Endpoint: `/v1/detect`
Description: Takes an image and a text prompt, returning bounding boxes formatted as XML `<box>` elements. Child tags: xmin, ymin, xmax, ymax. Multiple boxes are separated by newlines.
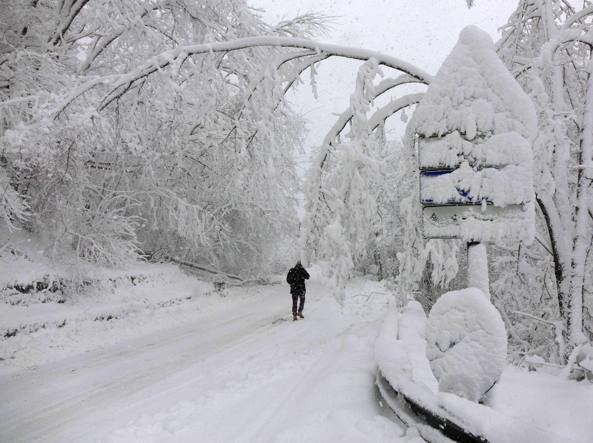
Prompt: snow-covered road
<box><xmin>1</xmin><ymin>280</ymin><xmax>413</xmax><ymax>442</ymax></box>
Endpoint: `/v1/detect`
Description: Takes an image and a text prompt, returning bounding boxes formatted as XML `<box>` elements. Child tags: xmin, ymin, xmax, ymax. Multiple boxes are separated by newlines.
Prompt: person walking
<box><xmin>286</xmin><ymin>261</ymin><xmax>310</xmax><ymax>321</ymax></box>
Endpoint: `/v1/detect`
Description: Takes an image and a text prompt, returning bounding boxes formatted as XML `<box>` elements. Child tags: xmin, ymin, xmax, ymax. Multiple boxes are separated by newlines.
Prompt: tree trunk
<box><xmin>537</xmin><ymin>196</ymin><xmax>570</xmax><ymax>356</ymax></box>
<box><xmin>568</xmin><ymin>58</ymin><xmax>593</xmax><ymax>347</ymax></box>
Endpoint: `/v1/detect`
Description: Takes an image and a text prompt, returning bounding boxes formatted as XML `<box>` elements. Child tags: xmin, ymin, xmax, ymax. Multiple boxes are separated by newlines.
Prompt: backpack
<box><xmin>286</xmin><ymin>268</ymin><xmax>296</xmax><ymax>285</ymax></box>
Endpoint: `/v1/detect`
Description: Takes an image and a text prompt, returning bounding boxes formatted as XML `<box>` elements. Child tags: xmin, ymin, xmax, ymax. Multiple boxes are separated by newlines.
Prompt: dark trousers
<box><xmin>292</xmin><ymin>291</ymin><xmax>305</xmax><ymax>315</ymax></box>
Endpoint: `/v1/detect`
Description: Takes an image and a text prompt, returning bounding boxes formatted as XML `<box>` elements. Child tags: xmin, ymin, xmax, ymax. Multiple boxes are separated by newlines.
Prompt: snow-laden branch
<box><xmin>196</xmin><ymin>51</ymin><xmax>326</xmax><ymax>140</ymax></box>
<box><xmin>562</xmin><ymin>5</ymin><xmax>593</xmax><ymax>29</ymax></box>
<box><xmin>567</xmin><ymin>57</ymin><xmax>593</xmax><ymax>345</ymax></box>
<box><xmin>541</xmin><ymin>28</ymin><xmax>593</xmax><ymax>64</ymax></box>
<box><xmin>317</xmin><ymin>74</ymin><xmax>425</xmax><ymax>171</ymax></box>
<box><xmin>536</xmin><ymin>194</ymin><xmax>571</xmax><ymax>321</ymax></box>
<box><xmin>53</xmin><ymin>36</ymin><xmax>433</xmax><ymax>116</ymax></box>
<box><xmin>50</xmin><ymin>0</ymin><xmax>91</xmax><ymax>45</ymax></box>
<box><xmin>368</xmin><ymin>93</ymin><xmax>424</xmax><ymax>132</ymax></box>
<box><xmin>304</xmin><ymin>72</ymin><xmax>425</xmax><ymax>257</ymax></box>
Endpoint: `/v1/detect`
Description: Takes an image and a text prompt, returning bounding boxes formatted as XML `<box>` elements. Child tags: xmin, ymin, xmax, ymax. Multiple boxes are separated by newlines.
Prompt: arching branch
<box><xmin>80</xmin><ymin>7</ymin><xmax>159</xmax><ymax>72</ymax></box>
<box><xmin>191</xmin><ymin>51</ymin><xmax>330</xmax><ymax>156</ymax></box>
<box><xmin>240</xmin><ymin>52</ymin><xmax>331</xmax><ymax>155</ymax></box>
<box><xmin>368</xmin><ymin>93</ymin><xmax>424</xmax><ymax>132</ymax></box>
<box><xmin>318</xmin><ymin>75</ymin><xmax>425</xmax><ymax>171</ymax></box>
<box><xmin>562</xmin><ymin>6</ymin><xmax>593</xmax><ymax>29</ymax></box>
<box><xmin>190</xmin><ymin>50</ymin><xmax>323</xmax><ymax>138</ymax></box>
<box><xmin>53</xmin><ymin>36</ymin><xmax>433</xmax><ymax>116</ymax></box>
<box><xmin>49</xmin><ymin>0</ymin><xmax>91</xmax><ymax>45</ymax></box>
<box><xmin>541</xmin><ymin>30</ymin><xmax>593</xmax><ymax>64</ymax></box>
<box><xmin>305</xmin><ymin>86</ymin><xmax>425</xmax><ymax>247</ymax></box>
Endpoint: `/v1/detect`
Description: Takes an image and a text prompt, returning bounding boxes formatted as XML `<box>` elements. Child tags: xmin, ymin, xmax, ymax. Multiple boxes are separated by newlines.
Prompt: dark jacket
<box><xmin>286</xmin><ymin>263</ymin><xmax>310</xmax><ymax>296</ymax></box>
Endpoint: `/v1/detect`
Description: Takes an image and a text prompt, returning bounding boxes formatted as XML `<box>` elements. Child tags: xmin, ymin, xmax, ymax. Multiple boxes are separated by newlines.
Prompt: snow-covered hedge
<box><xmin>426</xmin><ymin>287</ymin><xmax>507</xmax><ymax>402</ymax></box>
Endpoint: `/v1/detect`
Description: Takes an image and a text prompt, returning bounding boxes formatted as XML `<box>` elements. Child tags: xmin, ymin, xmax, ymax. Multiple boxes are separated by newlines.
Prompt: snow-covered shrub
<box><xmin>426</xmin><ymin>288</ymin><xmax>507</xmax><ymax>402</ymax></box>
<box><xmin>490</xmin><ymin>237</ymin><xmax>562</xmax><ymax>364</ymax></box>
<box><xmin>0</xmin><ymin>1</ymin><xmax>315</xmax><ymax>276</ymax></box>
<box><xmin>319</xmin><ymin>220</ymin><xmax>354</xmax><ymax>302</ymax></box>
<box><xmin>69</xmin><ymin>198</ymin><xmax>142</xmax><ymax>267</ymax></box>
<box><xmin>566</xmin><ymin>344</ymin><xmax>593</xmax><ymax>382</ymax></box>
<box><xmin>303</xmin><ymin>58</ymin><xmax>385</xmax><ymax>282</ymax></box>
<box><xmin>0</xmin><ymin>167</ymin><xmax>28</xmax><ymax>231</ymax></box>
<box><xmin>302</xmin><ymin>54</ymin><xmax>427</xmax><ymax>287</ymax></box>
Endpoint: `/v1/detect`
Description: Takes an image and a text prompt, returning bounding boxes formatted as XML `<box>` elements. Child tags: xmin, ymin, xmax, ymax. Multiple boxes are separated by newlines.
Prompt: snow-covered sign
<box><xmin>414</xmin><ymin>26</ymin><xmax>537</xmax><ymax>243</ymax></box>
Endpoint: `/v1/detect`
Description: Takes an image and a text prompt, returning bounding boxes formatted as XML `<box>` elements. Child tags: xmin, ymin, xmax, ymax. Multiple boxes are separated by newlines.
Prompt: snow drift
<box><xmin>425</xmin><ymin>288</ymin><xmax>507</xmax><ymax>402</ymax></box>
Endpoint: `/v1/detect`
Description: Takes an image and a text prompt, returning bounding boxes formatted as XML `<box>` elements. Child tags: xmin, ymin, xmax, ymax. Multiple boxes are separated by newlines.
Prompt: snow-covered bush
<box><xmin>566</xmin><ymin>343</ymin><xmax>593</xmax><ymax>382</ymax></box>
<box><xmin>318</xmin><ymin>220</ymin><xmax>354</xmax><ymax>301</ymax></box>
<box><xmin>426</xmin><ymin>288</ymin><xmax>507</xmax><ymax>402</ymax></box>
<box><xmin>302</xmin><ymin>49</ymin><xmax>429</xmax><ymax>285</ymax></box>
<box><xmin>0</xmin><ymin>1</ymin><xmax>318</xmax><ymax>276</ymax></box>
<box><xmin>0</xmin><ymin>167</ymin><xmax>28</xmax><ymax>231</ymax></box>
<box><xmin>489</xmin><ymin>236</ymin><xmax>562</xmax><ymax>365</ymax></box>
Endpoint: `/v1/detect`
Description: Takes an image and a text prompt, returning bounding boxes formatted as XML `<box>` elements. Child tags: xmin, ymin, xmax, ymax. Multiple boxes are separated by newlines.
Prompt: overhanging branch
<box><xmin>53</xmin><ymin>36</ymin><xmax>433</xmax><ymax>116</ymax></box>
<box><xmin>318</xmin><ymin>75</ymin><xmax>425</xmax><ymax>171</ymax></box>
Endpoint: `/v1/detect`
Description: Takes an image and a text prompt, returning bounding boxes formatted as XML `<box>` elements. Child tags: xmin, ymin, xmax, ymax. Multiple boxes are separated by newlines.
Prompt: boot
<box><xmin>298</xmin><ymin>312</ymin><xmax>304</xmax><ymax>319</ymax></box>
<box><xmin>293</xmin><ymin>314</ymin><xmax>298</xmax><ymax>321</ymax></box>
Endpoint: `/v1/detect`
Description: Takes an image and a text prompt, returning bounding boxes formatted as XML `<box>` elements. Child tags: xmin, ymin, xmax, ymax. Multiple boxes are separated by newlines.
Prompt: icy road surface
<box><xmin>0</xmin><ymin>279</ymin><xmax>415</xmax><ymax>443</ymax></box>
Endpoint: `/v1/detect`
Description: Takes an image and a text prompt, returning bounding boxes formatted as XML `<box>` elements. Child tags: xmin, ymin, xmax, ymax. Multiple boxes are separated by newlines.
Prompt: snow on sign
<box><xmin>414</xmin><ymin>26</ymin><xmax>537</xmax><ymax>243</ymax></box>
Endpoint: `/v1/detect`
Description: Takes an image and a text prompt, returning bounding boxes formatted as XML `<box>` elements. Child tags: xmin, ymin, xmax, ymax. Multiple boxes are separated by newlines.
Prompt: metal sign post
<box><xmin>467</xmin><ymin>241</ymin><xmax>489</xmax><ymax>296</ymax></box>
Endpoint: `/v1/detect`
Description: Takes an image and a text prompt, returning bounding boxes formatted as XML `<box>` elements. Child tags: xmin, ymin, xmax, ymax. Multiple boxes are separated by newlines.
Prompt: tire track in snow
<box><xmin>239</xmin><ymin>329</ymin><xmax>353</xmax><ymax>443</ymax></box>
<box><xmin>1</xmin><ymin>282</ymin><xmax>398</xmax><ymax>442</ymax></box>
<box><xmin>100</xmin><ymin>296</ymin><xmax>352</xmax><ymax>442</ymax></box>
<box><xmin>0</xmin><ymin>290</ymin><xmax>293</xmax><ymax>442</ymax></box>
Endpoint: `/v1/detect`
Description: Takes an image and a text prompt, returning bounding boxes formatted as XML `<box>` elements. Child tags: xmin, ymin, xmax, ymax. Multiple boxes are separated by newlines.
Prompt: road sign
<box><xmin>421</xmin><ymin>204</ymin><xmax>527</xmax><ymax>241</ymax></box>
<box><xmin>411</xmin><ymin>26</ymin><xmax>536</xmax><ymax>244</ymax></box>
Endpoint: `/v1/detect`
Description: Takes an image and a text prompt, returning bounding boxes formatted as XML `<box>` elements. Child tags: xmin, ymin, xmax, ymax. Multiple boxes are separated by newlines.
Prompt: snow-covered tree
<box><xmin>494</xmin><ymin>0</ymin><xmax>593</xmax><ymax>358</ymax></box>
<box><xmin>3</xmin><ymin>0</ymin><xmax>589</xmax><ymax>366</ymax></box>
<box><xmin>1</xmin><ymin>0</ymin><xmax>436</xmax><ymax>280</ymax></box>
<box><xmin>0</xmin><ymin>1</ymin><xmax>323</xmax><ymax>274</ymax></box>
<box><xmin>302</xmin><ymin>65</ymin><xmax>427</xmax><ymax>277</ymax></box>
<box><xmin>1</xmin><ymin>0</ymin><xmax>439</xmax><ymax>278</ymax></box>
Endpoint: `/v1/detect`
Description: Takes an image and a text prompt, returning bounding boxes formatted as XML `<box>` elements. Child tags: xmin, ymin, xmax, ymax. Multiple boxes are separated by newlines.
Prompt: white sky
<box><xmin>248</xmin><ymin>0</ymin><xmax>519</xmax><ymax>150</ymax></box>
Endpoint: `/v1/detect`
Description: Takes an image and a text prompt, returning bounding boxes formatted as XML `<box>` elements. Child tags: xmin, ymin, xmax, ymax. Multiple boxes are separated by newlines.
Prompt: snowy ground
<box><xmin>0</xmin><ymin>270</ymin><xmax>419</xmax><ymax>443</ymax></box>
<box><xmin>376</xmin><ymin>300</ymin><xmax>593</xmax><ymax>443</ymax></box>
<box><xmin>2</xmin><ymin>265</ymin><xmax>592</xmax><ymax>443</ymax></box>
